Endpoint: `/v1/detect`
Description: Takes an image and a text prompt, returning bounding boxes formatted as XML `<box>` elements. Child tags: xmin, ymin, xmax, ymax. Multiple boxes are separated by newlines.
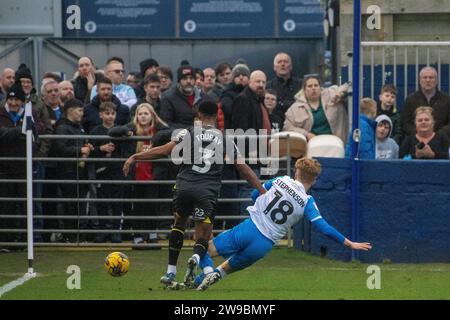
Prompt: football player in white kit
<box><xmin>195</xmin><ymin>157</ymin><xmax>372</xmax><ymax>291</ymax></box>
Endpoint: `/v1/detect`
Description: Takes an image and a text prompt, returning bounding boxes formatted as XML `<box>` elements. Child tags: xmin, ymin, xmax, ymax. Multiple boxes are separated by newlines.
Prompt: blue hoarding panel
<box><xmin>62</xmin><ymin>0</ymin><xmax>175</xmax><ymax>38</ymax></box>
<box><xmin>179</xmin><ymin>0</ymin><xmax>275</xmax><ymax>38</ymax></box>
<box><xmin>279</xmin><ymin>0</ymin><xmax>324</xmax><ymax>38</ymax></box>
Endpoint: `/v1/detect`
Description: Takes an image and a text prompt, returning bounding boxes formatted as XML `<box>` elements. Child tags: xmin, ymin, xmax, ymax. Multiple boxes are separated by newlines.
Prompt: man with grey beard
<box><xmin>160</xmin><ymin>64</ymin><xmax>211</xmax><ymax>129</ymax></box>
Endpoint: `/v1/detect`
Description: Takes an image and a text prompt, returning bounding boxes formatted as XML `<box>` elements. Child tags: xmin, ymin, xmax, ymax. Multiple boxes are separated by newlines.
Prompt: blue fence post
<box><xmin>351</xmin><ymin>0</ymin><xmax>362</xmax><ymax>261</ymax></box>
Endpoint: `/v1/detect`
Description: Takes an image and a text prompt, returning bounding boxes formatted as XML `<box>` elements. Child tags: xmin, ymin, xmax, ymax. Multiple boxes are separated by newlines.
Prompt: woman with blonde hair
<box><xmin>109</xmin><ymin>103</ymin><xmax>172</xmax><ymax>247</ymax></box>
<box><xmin>283</xmin><ymin>75</ymin><xmax>349</xmax><ymax>143</ymax></box>
<box><xmin>399</xmin><ymin>106</ymin><xmax>449</xmax><ymax>159</ymax></box>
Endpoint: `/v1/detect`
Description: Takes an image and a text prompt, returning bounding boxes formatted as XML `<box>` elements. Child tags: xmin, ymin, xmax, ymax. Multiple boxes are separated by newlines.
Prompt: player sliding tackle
<box><xmin>192</xmin><ymin>158</ymin><xmax>372</xmax><ymax>291</ymax></box>
<box><xmin>123</xmin><ymin>101</ymin><xmax>265</xmax><ymax>289</ymax></box>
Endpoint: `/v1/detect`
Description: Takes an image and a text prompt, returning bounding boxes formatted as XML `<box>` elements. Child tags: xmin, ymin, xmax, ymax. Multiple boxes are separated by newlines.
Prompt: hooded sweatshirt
<box><xmin>375</xmin><ymin>114</ymin><xmax>399</xmax><ymax>159</ymax></box>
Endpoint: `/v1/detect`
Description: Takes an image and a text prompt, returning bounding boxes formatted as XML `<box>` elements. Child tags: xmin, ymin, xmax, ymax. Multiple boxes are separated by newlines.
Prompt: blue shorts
<box><xmin>213</xmin><ymin>218</ymin><xmax>274</xmax><ymax>271</ymax></box>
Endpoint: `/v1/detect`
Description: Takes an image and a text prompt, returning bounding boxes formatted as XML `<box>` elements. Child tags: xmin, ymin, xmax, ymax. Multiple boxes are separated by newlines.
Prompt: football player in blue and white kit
<box><xmin>123</xmin><ymin>101</ymin><xmax>265</xmax><ymax>289</ymax></box>
<box><xmin>195</xmin><ymin>157</ymin><xmax>372</xmax><ymax>291</ymax></box>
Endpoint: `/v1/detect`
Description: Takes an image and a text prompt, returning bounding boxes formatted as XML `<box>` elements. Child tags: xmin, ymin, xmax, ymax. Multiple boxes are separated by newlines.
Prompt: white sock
<box><xmin>216</xmin><ymin>266</ymin><xmax>227</xmax><ymax>278</ymax></box>
<box><xmin>192</xmin><ymin>254</ymin><xmax>200</xmax><ymax>265</ymax></box>
<box><xmin>167</xmin><ymin>265</ymin><xmax>176</xmax><ymax>275</ymax></box>
<box><xmin>203</xmin><ymin>266</ymin><xmax>214</xmax><ymax>274</ymax></box>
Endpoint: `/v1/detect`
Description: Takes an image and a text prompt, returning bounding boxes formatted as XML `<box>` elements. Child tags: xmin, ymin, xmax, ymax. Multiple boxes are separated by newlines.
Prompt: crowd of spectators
<box><xmin>1</xmin><ymin>53</ymin><xmax>449</xmax><ymax>247</ymax></box>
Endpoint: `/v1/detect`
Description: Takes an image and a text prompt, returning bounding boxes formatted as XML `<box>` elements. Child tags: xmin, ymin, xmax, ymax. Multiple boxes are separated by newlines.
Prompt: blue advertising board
<box><xmin>179</xmin><ymin>0</ymin><xmax>275</xmax><ymax>38</ymax></box>
<box><xmin>62</xmin><ymin>0</ymin><xmax>324</xmax><ymax>39</ymax></box>
<box><xmin>278</xmin><ymin>0</ymin><xmax>324</xmax><ymax>38</ymax></box>
<box><xmin>62</xmin><ymin>0</ymin><xmax>176</xmax><ymax>38</ymax></box>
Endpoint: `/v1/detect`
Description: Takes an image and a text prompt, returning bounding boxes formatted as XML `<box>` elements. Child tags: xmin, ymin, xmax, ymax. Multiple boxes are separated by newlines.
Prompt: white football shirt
<box><xmin>248</xmin><ymin>176</ymin><xmax>322</xmax><ymax>243</ymax></box>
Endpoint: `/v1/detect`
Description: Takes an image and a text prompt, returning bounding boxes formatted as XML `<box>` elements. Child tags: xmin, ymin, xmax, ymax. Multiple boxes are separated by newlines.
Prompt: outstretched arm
<box><xmin>234</xmin><ymin>162</ymin><xmax>266</xmax><ymax>195</ymax></box>
<box><xmin>251</xmin><ymin>178</ymin><xmax>275</xmax><ymax>202</ymax></box>
<box><xmin>123</xmin><ymin>141</ymin><xmax>176</xmax><ymax>177</ymax></box>
<box><xmin>311</xmin><ymin>218</ymin><xmax>372</xmax><ymax>251</ymax></box>
<box><xmin>305</xmin><ymin>197</ymin><xmax>372</xmax><ymax>251</ymax></box>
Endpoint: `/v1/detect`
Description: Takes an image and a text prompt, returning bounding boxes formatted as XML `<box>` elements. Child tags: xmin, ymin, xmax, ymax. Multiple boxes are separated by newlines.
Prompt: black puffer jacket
<box><xmin>160</xmin><ymin>87</ymin><xmax>211</xmax><ymax>129</ymax></box>
<box><xmin>267</xmin><ymin>76</ymin><xmax>302</xmax><ymax>115</ymax></box>
<box><xmin>220</xmin><ymin>82</ymin><xmax>246</xmax><ymax>129</ymax></box>
<box><xmin>83</xmin><ymin>95</ymin><xmax>130</xmax><ymax>134</ymax></box>
<box><xmin>231</xmin><ymin>86</ymin><xmax>265</xmax><ymax>132</ymax></box>
<box><xmin>50</xmin><ymin>118</ymin><xmax>87</xmax><ymax>176</ymax></box>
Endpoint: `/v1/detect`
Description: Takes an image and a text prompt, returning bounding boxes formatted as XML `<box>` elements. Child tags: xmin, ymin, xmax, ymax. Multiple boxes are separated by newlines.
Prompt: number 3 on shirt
<box><xmin>263</xmin><ymin>190</ymin><xmax>294</xmax><ymax>224</ymax></box>
<box><xmin>192</xmin><ymin>147</ymin><xmax>214</xmax><ymax>173</ymax></box>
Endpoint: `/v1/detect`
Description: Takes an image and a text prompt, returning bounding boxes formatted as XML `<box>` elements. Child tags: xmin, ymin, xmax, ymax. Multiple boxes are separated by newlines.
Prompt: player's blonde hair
<box><xmin>295</xmin><ymin>158</ymin><xmax>322</xmax><ymax>184</ymax></box>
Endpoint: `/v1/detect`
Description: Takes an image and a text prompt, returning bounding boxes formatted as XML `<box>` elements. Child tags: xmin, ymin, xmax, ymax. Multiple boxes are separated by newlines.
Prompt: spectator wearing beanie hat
<box><xmin>13</xmin><ymin>65</ymin><xmax>52</xmax><ymax>242</ymax></box>
<box><xmin>160</xmin><ymin>62</ymin><xmax>212</xmax><ymax>129</ymax></box>
<box><xmin>231</xmin><ymin>61</ymin><xmax>251</xmax><ymax>80</ymax></box>
<box><xmin>220</xmin><ymin>61</ymin><xmax>251</xmax><ymax>129</ymax></box>
<box><xmin>6</xmin><ymin>82</ymin><xmax>26</xmax><ymax>105</ymax></box>
<box><xmin>132</xmin><ymin>58</ymin><xmax>160</xmax><ymax>99</ymax></box>
<box><xmin>0</xmin><ymin>83</ymin><xmax>44</xmax><ymax>179</ymax></box>
<box><xmin>140</xmin><ymin>58</ymin><xmax>159</xmax><ymax>79</ymax></box>
<box><xmin>0</xmin><ymin>83</ymin><xmax>44</xmax><ymax>248</ymax></box>
<box><xmin>3</xmin><ymin>65</ymin><xmax>53</xmax><ymax>158</ymax></box>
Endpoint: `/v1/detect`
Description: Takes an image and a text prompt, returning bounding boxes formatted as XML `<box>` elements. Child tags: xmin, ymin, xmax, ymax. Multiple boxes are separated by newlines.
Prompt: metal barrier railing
<box><xmin>361</xmin><ymin>41</ymin><xmax>450</xmax><ymax>102</ymax></box>
<box><xmin>0</xmin><ymin>133</ymin><xmax>296</xmax><ymax>248</ymax></box>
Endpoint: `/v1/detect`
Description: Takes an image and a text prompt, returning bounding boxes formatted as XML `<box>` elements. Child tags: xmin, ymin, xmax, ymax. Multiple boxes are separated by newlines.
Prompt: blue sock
<box><xmin>200</xmin><ymin>252</ymin><xmax>214</xmax><ymax>273</ymax></box>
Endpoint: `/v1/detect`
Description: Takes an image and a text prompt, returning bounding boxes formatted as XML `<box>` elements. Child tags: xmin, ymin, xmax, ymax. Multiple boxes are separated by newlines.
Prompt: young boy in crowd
<box><xmin>377</xmin><ymin>84</ymin><xmax>401</xmax><ymax>144</ymax></box>
<box><xmin>345</xmin><ymin>98</ymin><xmax>377</xmax><ymax>159</ymax></box>
<box><xmin>90</xmin><ymin>102</ymin><xmax>127</xmax><ymax>243</ymax></box>
<box><xmin>375</xmin><ymin>115</ymin><xmax>399</xmax><ymax>159</ymax></box>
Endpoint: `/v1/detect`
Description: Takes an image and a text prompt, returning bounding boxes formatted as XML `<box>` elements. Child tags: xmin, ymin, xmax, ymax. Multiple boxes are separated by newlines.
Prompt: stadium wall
<box><xmin>293</xmin><ymin>158</ymin><xmax>450</xmax><ymax>263</ymax></box>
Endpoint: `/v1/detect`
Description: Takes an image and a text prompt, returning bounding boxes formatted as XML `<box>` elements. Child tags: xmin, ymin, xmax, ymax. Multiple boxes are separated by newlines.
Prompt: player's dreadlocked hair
<box><xmin>295</xmin><ymin>158</ymin><xmax>322</xmax><ymax>184</ymax></box>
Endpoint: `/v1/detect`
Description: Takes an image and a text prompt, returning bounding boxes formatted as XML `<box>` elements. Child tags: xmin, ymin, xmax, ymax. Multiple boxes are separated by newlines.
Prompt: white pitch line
<box><xmin>0</xmin><ymin>272</ymin><xmax>37</xmax><ymax>298</ymax></box>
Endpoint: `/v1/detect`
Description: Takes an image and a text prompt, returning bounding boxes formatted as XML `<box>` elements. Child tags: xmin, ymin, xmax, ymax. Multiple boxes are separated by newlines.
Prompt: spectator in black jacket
<box><xmin>134</xmin><ymin>58</ymin><xmax>160</xmax><ymax>99</ymax></box>
<box><xmin>231</xmin><ymin>70</ymin><xmax>271</xmax><ymax>213</ymax></box>
<box><xmin>399</xmin><ymin>106</ymin><xmax>449</xmax><ymax>159</ymax></box>
<box><xmin>221</xmin><ymin>62</ymin><xmax>250</xmax><ymax>129</ymax></box>
<box><xmin>266</xmin><ymin>52</ymin><xmax>302</xmax><ymax>120</ymax></box>
<box><xmin>130</xmin><ymin>74</ymin><xmax>162</xmax><ymax>119</ymax></box>
<box><xmin>400</xmin><ymin>66</ymin><xmax>450</xmax><ymax>140</ymax></box>
<box><xmin>83</xmin><ymin>77</ymin><xmax>130</xmax><ymax>134</ymax></box>
<box><xmin>72</xmin><ymin>57</ymin><xmax>99</xmax><ymax>104</ymax></box>
<box><xmin>0</xmin><ymin>84</ymin><xmax>44</xmax><ymax>247</ymax></box>
<box><xmin>51</xmin><ymin>99</ymin><xmax>93</xmax><ymax>242</ymax></box>
<box><xmin>264</xmin><ymin>89</ymin><xmax>284</xmax><ymax>132</ymax></box>
<box><xmin>160</xmin><ymin>64</ymin><xmax>210</xmax><ymax>129</ymax></box>
<box><xmin>90</xmin><ymin>102</ymin><xmax>132</xmax><ymax>243</ymax></box>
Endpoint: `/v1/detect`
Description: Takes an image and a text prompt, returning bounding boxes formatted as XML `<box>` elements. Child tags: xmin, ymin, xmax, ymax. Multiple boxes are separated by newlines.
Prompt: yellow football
<box><xmin>104</xmin><ymin>252</ymin><xmax>130</xmax><ymax>277</ymax></box>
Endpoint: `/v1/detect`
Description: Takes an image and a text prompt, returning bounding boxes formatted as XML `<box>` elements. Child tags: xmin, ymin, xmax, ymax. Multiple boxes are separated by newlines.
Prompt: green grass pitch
<box><xmin>1</xmin><ymin>248</ymin><xmax>449</xmax><ymax>300</ymax></box>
